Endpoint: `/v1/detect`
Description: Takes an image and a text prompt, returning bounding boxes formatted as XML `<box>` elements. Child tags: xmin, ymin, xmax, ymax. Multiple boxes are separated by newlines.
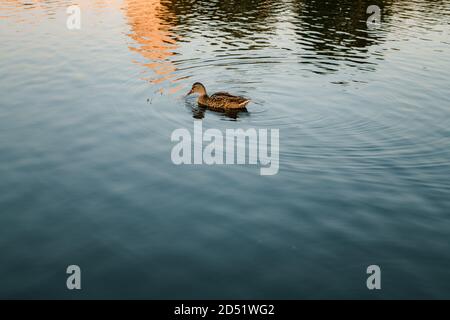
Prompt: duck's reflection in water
<box><xmin>187</xmin><ymin>102</ymin><xmax>248</xmax><ymax>120</ymax></box>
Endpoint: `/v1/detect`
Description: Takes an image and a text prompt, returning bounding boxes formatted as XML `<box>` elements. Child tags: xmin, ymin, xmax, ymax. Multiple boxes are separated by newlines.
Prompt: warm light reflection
<box><xmin>0</xmin><ymin>0</ymin><xmax>183</xmax><ymax>94</ymax></box>
<box><xmin>124</xmin><ymin>0</ymin><xmax>184</xmax><ymax>94</ymax></box>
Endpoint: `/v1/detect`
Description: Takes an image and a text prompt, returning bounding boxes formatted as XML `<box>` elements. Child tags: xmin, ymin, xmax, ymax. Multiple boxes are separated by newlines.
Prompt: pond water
<box><xmin>0</xmin><ymin>0</ymin><xmax>449</xmax><ymax>298</ymax></box>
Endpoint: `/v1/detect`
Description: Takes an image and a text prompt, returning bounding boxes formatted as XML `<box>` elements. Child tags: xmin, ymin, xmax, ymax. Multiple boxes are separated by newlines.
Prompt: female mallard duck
<box><xmin>187</xmin><ymin>82</ymin><xmax>250</xmax><ymax>110</ymax></box>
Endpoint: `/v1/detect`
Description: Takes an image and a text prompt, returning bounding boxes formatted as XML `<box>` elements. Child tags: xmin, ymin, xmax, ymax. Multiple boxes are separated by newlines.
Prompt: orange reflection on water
<box><xmin>1</xmin><ymin>0</ymin><xmax>184</xmax><ymax>94</ymax></box>
<box><xmin>124</xmin><ymin>0</ymin><xmax>184</xmax><ymax>94</ymax></box>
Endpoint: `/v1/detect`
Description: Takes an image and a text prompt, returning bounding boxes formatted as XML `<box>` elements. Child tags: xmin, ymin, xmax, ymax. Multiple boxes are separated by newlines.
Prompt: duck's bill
<box><xmin>186</xmin><ymin>89</ymin><xmax>194</xmax><ymax>96</ymax></box>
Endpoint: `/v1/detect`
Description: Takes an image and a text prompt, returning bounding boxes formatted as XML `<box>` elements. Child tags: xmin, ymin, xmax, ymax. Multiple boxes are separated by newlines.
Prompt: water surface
<box><xmin>0</xmin><ymin>0</ymin><xmax>450</xmax><ymax>299</ymax></box>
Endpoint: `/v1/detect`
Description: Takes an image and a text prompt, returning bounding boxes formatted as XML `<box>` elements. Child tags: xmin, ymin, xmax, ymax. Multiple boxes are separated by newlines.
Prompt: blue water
<box><xmin>0</xmin><ymin>0</ymin><xmax>449</xmax><ymax>299</ymax></box>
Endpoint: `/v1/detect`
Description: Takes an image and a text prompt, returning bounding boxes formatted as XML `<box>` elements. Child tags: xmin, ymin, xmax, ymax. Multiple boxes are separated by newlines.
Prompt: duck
<box><xmin>186</xmin><ymin>82</ymin><xmax>250</xmax><ymax>110</ymax></box>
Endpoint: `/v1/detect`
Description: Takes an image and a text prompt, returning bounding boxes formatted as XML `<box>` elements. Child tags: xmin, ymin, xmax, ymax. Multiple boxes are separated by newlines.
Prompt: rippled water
<box><xmin>1</xmin><ymin>0</ymin><xmax>449</xmax><ymax>299</ymax></box>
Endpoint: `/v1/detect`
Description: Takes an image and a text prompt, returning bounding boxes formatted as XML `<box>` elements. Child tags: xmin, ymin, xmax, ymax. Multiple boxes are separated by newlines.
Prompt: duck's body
<box><xmin>187</xmin><ymin>83</ymin><xmax>250</xmax><ymax>110</ymax></box>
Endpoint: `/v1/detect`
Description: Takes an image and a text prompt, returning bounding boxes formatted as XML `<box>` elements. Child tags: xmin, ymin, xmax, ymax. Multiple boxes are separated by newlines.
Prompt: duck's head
<box><xmin>187</xmin><ymin>82</ymin><xmax>207</xmax><ymax>96</ymax></box>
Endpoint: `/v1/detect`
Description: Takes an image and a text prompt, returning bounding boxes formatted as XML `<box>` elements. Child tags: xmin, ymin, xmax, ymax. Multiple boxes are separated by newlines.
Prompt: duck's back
<box><xmin>206</xmin><ymin>92</ymin><xmax>250</xmax><ymax>109</ymax></box>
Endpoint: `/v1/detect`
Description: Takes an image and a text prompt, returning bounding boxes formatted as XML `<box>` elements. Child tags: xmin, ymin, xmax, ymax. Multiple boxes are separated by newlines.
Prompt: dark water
<box><xmin>0</xmin><ymin>0</ymin><xmax>449</xmax><ymax>299</ymax></box>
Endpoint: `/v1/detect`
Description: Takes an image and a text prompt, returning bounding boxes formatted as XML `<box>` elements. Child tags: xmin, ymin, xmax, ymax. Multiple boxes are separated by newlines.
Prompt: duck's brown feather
<box><xmin>211</xmin><ymin>92</ymin><xmax>234</xmax><ymax>97</ymax></box>
<box><xmin>199</xmin><ymin>92</ymin><xmax>250</xmax><ymax>109</ymax></box>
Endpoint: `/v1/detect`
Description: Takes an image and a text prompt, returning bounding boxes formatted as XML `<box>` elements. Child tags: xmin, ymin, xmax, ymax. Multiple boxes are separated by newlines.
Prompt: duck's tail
<box><xmin>239</xmin><ymin>99</ymin><xmax>251</xmax><ymax>107</ymax></box>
